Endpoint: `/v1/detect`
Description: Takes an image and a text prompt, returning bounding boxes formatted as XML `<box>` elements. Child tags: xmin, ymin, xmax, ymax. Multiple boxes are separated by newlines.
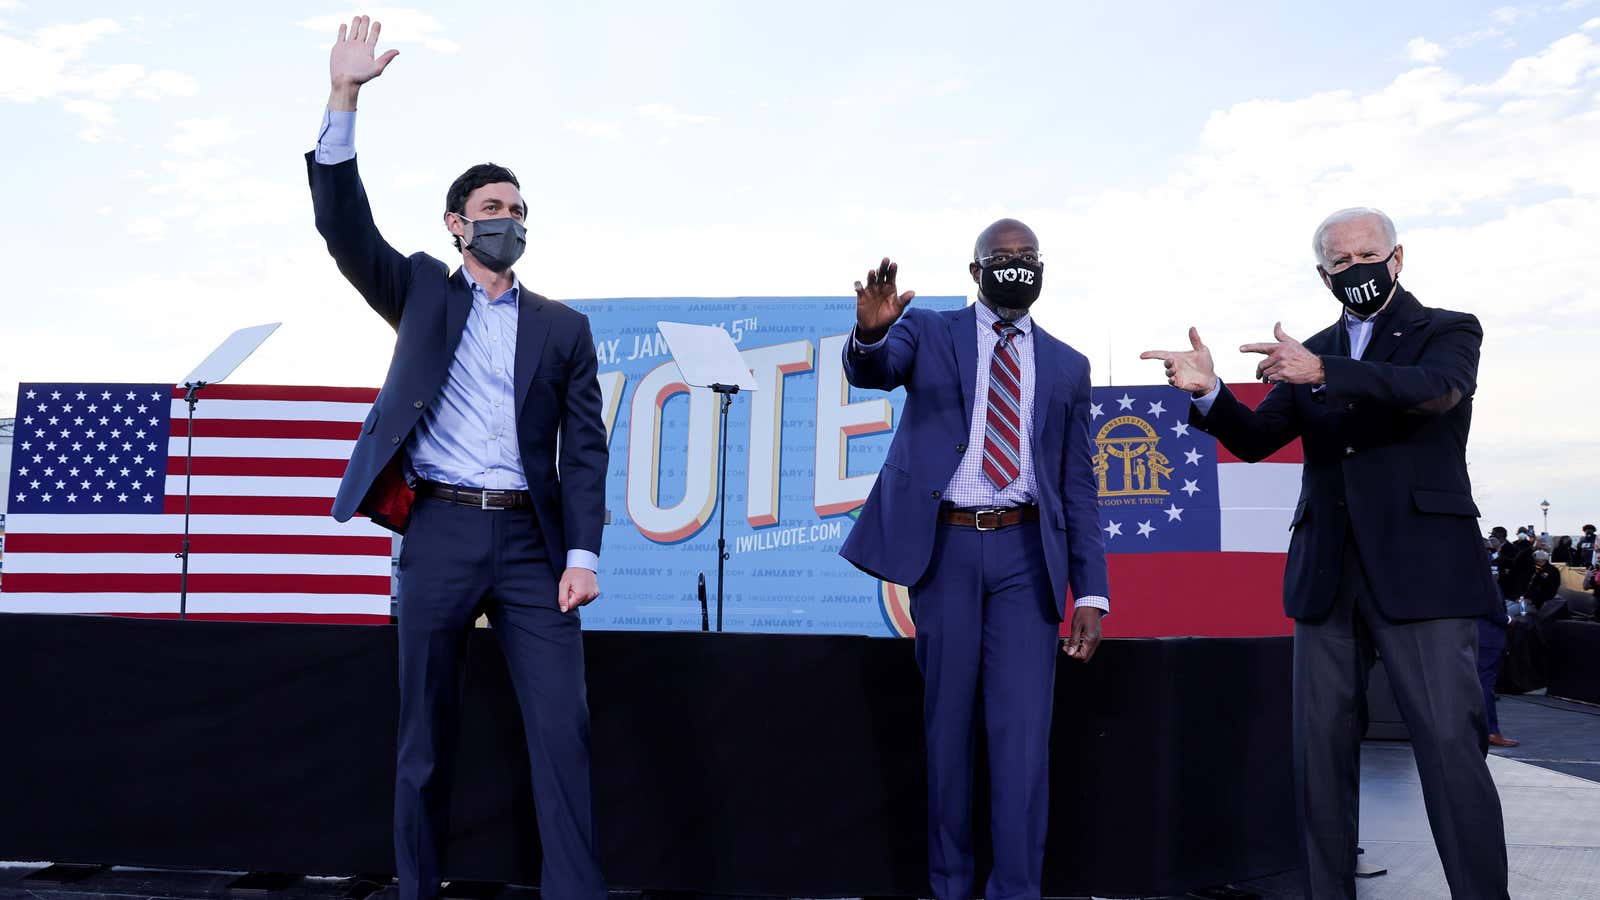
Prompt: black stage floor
<box><xmin>6</xmin><ymin>698</ymin><xmax>1599</xmax><ymax>900</ymax></box>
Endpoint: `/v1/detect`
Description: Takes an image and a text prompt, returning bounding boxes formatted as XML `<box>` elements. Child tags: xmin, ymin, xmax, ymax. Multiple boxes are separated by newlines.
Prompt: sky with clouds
<box><xmin>1</xmin><ymin>0</ymin><xmax>1597</xmax><ymax>534</ymax></box>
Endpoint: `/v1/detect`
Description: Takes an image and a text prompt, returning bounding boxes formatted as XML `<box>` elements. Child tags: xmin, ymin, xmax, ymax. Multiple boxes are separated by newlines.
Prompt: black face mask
<box><xmin>979</xmin><ymin>259</ymin><xmax>1043</xmax><ymax>310</ymax></box>
<box><xmin>459</xmin><ymin>214</ymin><xmax>526</xmax><ymax>272</ymax></box>
<box><xmin>1324</xmin><ymin>248</ymin><xmax>1396</xmax><ymax>318</ymax></box>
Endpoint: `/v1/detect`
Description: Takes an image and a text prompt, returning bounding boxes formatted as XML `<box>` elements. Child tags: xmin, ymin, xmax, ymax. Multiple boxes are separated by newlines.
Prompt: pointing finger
<box><xmin>1240</xmin><ymin>342</ymin><xmax>1279</xmax><ymax>355</ymax></box>
<box><xmin>1139</xmin><ymin>350</ymin><xmax>1174</xmax><ymax>361</ymax></box>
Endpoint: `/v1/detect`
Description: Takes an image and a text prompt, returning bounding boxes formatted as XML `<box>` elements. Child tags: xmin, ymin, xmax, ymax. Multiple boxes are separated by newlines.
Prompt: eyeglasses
<box><xmin>976</xmin><ymin>251</ymin><xmax>1041</xmax><ymax>266</ymax></box>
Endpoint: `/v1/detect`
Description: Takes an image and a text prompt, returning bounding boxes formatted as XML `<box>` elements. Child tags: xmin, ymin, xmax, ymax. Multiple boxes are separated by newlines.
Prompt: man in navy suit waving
<box><xmin>305</xmin><ymin>17</ymin><xmax>608</xmax><ymax>900</ymax></box>
<box><xmin>840</xmin><ymin>220</ymin><xmax>1110</xmax><ymax>900</ymax></box>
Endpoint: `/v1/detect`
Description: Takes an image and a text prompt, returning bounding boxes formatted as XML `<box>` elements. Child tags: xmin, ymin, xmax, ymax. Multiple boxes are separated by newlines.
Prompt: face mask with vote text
<box><xmin>1324</xmin><ymin>248</ymin><xmax>1396</xmax><ymax>318</ymax></box>
<box><xmin>980</xmin><ymin>259</ymin><xmax>1044</xmax><ymax>311</ymax></box>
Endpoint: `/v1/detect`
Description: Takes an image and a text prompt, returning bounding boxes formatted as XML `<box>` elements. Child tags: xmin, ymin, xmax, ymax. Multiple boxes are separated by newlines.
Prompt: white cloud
<box><xmin>298</xmin><ymin>8</ymin><xmax>460</xmax><ymax>53</ymax></box>
<box><xmin>636</xmin><ymin>102</ymin><xmax>715</xmax><ymax>126</ymax></box>
<box><xmin>136</xmin><ymin>69</ymin><xmax>198</xmax><ymax>99</ymax></box>
<box><xmin>1406</xmin><ymin>36</ymin><xmax>1448</xmax><ymax>63</ymax></box>
<box><xmin>565</xmin><ymin>119</ymin><xmax>623</xmax><ymax>139</ymax></box>
<box><xmin>166</xmin><ymin>116</ymin><xmax>242</xmax><ymax>155</ymax></box>
<box><xmin>126</xmin><ymin>216</ymin><xmax>166</xmax><ymax>242</ymax></box>
<box><xmin>0</xmin><ymin>16</ymin><xmax>199</xmax><ymax>142</ymax></box>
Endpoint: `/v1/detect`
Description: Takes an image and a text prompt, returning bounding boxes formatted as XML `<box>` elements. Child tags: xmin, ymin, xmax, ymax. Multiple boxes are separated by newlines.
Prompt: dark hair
<box><xmin>1490</xmin><ymin>526</ymin><xmax>1508</xmax><ymax>538</ymax></box>
<box><xmin>1586</xmin><ymin>524</ymin><xmax>1596</xmax><ymax>533</ymax></box>
<box><xmin>445</xmin><ymin>163</ymin><xmax>520</xmax><ymax>251</ymax></box>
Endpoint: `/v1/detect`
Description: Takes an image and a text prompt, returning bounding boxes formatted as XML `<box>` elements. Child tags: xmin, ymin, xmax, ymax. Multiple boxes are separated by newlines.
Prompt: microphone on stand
<box><xmin>697</xmin><ymin>573</ymin><xmax>710</xmax><ymax>632</ymax></box>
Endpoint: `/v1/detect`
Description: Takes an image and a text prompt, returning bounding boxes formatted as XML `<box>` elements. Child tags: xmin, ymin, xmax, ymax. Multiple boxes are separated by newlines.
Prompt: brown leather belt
<box><xmin>417</xmin><ymin>481</ymin><xmax>531</xmax><ymax>510</ymax></box>
<box><xmin>938</xmin><ymin>505</ymin><xmax>1039</xmax><ymax>531</ymax></box>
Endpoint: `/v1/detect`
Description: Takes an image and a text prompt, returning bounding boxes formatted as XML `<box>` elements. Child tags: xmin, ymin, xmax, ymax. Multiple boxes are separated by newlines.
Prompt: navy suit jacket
<box><xmin>305</xmin><ymin>154</ymin><xmax>608</xmax><ymax>579</ymax></box>
<box><xmin>1191</xmin><ymin>289</ymin><xmax>1500</xmax><ymax>622</ymax></box>
<box><xmin>838</xmin><ymin>304</ymin><xmax>1110</xmax><ymax>621</ymax></box>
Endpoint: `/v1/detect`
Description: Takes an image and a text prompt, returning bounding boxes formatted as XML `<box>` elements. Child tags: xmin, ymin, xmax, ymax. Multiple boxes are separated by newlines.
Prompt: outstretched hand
<box><xmin>853</xmin><ymin>258</ymin><xmax>915</xmax><ymax>344</ymax></box>
<box><xmin>1241</xmin><ymin>322</ymin><xmax>1325</xmax><ymax>386</ymax></box>
<box><xmin>329</xmin><ymin>15</ymin><xmax>398</xmax><ymax>110</ymax></box>
<box><xmin>1139</xmin><ymin>327</ymin><xmax>1217</xmax><ymax>395</ymax></box>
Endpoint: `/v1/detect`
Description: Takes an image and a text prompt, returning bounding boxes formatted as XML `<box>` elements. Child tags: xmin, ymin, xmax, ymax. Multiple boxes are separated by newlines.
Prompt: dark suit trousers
<box><xmin>1476</xmin><ymin>619</ymin><xmax>1507</xmax><ymax>736</ymax></box>
<box><xmin>395</xmin><ymin>496</ymin><xmax>605</xmax><ymax>900</ymax></box>
<box><xmin>911</xmin><ymin>521</ymin><xmax>1060</xmax><ymax>900</ymax></box>
<box><xmin>1293</xmin><ymin>531</ymin><xmax>1508</xmax><ymax>900</ymax></box>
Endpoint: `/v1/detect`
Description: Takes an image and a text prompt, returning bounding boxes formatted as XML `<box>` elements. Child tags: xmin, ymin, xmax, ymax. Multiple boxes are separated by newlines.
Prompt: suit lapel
<box><xmin>445</xmin><ymin>269</ymin><xmax>474</xmax><ymax>362</ymax></box>
<box><xmin>949</xmin><ymin>304</ymin><xmax>978</xmax><ymax>422</ymax></box>
<box><xmin>1029</xmin><ymin>324</ymin><xmax>1057</xmax><ymax>442</ymax></box>
<box><xmin>513</xmin><ymin>290</ymin><xmax>551</xmax><ymax>413</ymax></box>
<box><xmin>1358</xmin><ymin>289</ymin><xmax>1426</xmax><ymax>364</ymax></box>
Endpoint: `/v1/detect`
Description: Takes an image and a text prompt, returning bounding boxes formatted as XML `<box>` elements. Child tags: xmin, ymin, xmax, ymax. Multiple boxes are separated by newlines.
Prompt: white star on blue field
<box><xmin>1089</xmin><ymin>385</ymin><xmax>1219</xmax><ymax>553</ymax></box>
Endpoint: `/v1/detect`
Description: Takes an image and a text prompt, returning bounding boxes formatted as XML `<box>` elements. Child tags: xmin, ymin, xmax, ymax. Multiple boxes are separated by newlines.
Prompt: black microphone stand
<box><xmin>696</xmin><ymin>573</ymin><xmax>709</xmax><ymax>632</ymax></box>
<box><xmin>708</xmin><ymin>383</ymin><xmax>739</xmax><ymax>632</ymax></box>
<box><xmin>175</xmin><ymin>380</ymin><xmax>206</xmax><ymax>620</ymax></box>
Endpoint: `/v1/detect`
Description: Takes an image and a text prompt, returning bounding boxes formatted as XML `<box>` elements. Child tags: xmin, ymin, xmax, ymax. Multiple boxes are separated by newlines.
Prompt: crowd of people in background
<box><xmin>1476</xmin><ymin>522</ymin><xmax>1599</xmax><ymax>748</ymax></box>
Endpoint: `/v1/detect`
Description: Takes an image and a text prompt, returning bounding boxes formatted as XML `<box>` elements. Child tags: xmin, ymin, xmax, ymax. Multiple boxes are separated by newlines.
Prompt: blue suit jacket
<box><xmin>1191</xmin><ymin>289</ymin><xmax>1500</xmax><ymax>622</ymax></box>
<box><xmin>838</xmin><ymin>304</ymin><xmax>1110</xmax><ymax>620</ymax></box>
<box><xmin>305</xmin><ymin>154</ymin><xmax>607</xmax><ymax>579</ymax></box>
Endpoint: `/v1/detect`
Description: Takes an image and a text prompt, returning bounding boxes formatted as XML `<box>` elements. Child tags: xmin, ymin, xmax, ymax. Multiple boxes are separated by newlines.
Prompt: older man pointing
<box><xmin>1142</xmin><ymin>208</ymin><xmax>1509</xmax><ymax>900</ymax></box>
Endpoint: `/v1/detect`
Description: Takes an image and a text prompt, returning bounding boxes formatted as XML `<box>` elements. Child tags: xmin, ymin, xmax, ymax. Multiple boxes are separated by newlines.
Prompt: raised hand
<box><xmin>853</xmin><ymin>257</ymin><xmax>915</xmax><ymax>343</ymax></box>
<box><xmin>329</xmin><ymin>15</ymin><xmax>399</xmax><ymax>110</ymax></box>
<box><xmin>1241</xmin><ymin>322</ymin><xmax>1325</xmax><ymax>386</ymax></box>
<box><xmin>1139</xmin><ymin>327</ymin><xmax>1217</xmax><ymax>395</ymax></box>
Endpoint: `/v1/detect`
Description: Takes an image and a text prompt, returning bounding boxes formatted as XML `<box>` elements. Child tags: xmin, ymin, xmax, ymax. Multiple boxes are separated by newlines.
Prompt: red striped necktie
<box><xmin>982</xmin><ymin>322</ymin><xmax>1024</xmax><ymax>490</ymax></box>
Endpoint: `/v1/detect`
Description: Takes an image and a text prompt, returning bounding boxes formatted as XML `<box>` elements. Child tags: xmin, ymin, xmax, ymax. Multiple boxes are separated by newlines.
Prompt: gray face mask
<box><xmin>457</xmin><ymin>214</ymin><xmax>526</xmax><ymax>272</ymax></box>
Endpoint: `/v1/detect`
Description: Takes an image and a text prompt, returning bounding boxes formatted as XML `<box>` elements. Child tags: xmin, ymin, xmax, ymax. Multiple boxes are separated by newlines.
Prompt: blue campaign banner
<box><xmin>568</xmin><ymin>297</ymin><xmax>965</xmax><ymax>637</ymax></box>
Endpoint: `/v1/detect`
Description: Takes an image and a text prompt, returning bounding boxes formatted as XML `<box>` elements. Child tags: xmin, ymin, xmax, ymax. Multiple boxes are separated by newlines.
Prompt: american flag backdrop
<box><xmin>1</xmin><ymin>383</ymin><xmax>392</xmax><ymax>623</ymax></box>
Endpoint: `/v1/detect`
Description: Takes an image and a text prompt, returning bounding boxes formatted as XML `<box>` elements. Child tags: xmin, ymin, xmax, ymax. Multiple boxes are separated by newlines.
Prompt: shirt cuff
<box><xmin>315</xmin><ymin>107</ymin><xmax>357</xmax><ymax>165</ymax></box>
<box><xmin>1074</xmin><ymin>595</ymin><xmax>1110</xmax><ymax>614</ymax></box>
<box><xmin>851</xmin><ymin>325</ymin><xmax>890</xmax><ymax>352</ymax></box>
<box><xmin>1190</xmin><ymin>381</ymin><xmax>1222</xmax><ymax>416</ymax></box>
<box><xmin>565</xmin><ymin>549</ymin><xmax>599</xmax><ymax>572</ymax></box>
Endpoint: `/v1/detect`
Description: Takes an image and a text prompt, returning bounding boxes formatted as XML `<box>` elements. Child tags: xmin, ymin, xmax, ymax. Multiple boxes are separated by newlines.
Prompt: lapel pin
<box><xmin>1392</xmin><ymin>332</ymin><xmax>1402</xmax><ymax>337</ymax></box>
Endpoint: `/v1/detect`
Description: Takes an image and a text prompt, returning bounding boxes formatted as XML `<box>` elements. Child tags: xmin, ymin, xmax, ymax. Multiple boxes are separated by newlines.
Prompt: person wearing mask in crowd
<box><xmin>1578</xmin><ymin>524</ymin><xmax>1598</xmax><ymax>568</ymax></box>
<box><xmin>1523</xmin><ymin>550</ymin><xmax>1561</xmax><ymax>609</ymax></box>
<box><xmin>1551</xmin><ymin>535</ymin><xmax>1574</xmax><ymax>565</ymax></box>
<box><xmin>1499</xmin><ymin>527</ymin><xmax>1535</xmax><ymax>601</ymax></box>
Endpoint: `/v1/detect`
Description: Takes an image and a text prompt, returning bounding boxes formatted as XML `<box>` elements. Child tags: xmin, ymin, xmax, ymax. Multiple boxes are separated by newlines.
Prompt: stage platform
<box><xmin>2</xmin><ymin>615</ymin><xmax>1595</xmax><ymax>899</ymax></box>
<box><xmin>5</xmin><ymin>729</ymin><xmax>1598</xmax><ymax>900</ymax></box>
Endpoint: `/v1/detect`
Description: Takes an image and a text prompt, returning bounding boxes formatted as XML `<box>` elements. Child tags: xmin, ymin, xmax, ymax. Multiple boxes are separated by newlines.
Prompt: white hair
<box><xmin>1312</xmin><ymin>207</ymin><xmax>1398</xmax><ymax>265</ymax></box>
<box><xmin>1534</xmin><ymin>549</ymin><xmax>1551</xmax><ymax>563</ymax></box>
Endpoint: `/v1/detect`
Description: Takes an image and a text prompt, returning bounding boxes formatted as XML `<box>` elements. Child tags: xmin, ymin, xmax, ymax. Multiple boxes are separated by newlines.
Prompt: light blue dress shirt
<box><xmin>1192</xmin><ymin>310</ymin><xmax>1377</xmax><ymax>415</ymax></box>
<box><xmin>316</xmin><ymin>108</ymin><xmax>597</xmax><ymax>572</ymax></box>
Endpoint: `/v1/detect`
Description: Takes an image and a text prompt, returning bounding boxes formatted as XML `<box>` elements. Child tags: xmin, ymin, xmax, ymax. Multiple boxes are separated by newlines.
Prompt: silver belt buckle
<box><xmin>974</xmin><ymin>507</ymin><xmax>1006</xmax><ymax>531</ymax></box>
<box><xmin>480</xmin><ymin>490</ymin><xmax>494</xmax><ymax>510</ymax></box>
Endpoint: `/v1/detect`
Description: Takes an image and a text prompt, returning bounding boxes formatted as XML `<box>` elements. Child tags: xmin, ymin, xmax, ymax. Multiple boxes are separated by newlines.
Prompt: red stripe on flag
<box><xmin>167</xmin><ymin>419</ymin><xmax>362</xmax><ymax>440</ymax></box>
<box><xmin>166</xmin><ymin>456</ymin><xmax>351</xmax><ymax>477</ymax></box>
<box><xmin>1090</xmin><ymin>551</ymin><xmax>1294</xmax><ymax>638</ymax></box>
<box><xmin>1211</xmin><ymin>382</ymin><xmax>1305</xmax><ymax>464</ymax></box>
<box><xmin>168</xmin><ymin>384</ymin><xmax>380</xmax><ymax>403</ymax></box>
<box><xmin>114</xmin><ymin>612</ymin><xmax>390</xmax><ymax>624</ymax></box>
<box><xmin>161</xmin><ymin>496</ymin><xmax>337</xmax><ymax>516</ymax></box>
<box><xmin>4</xmin><ymin>533</ymin><xmax>391</xmax><ymax>556</ymax></box>
<box><xmin>3</xmin><ymin>573</ymin><xmax>391</xmax><ymax>595</ymax></box>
